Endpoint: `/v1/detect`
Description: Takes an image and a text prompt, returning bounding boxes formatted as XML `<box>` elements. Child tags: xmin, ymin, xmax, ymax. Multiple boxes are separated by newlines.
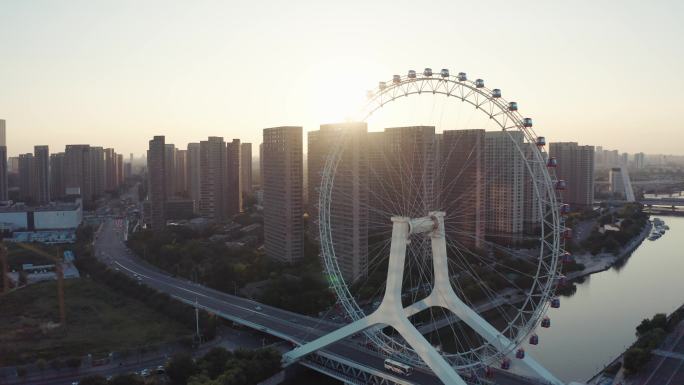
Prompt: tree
<box><xmin>198</xmin><ymin>347</ymin><xmax>231</xmax><ymax>379</ymax></box>
<box><xmin>166</xmin><ymin>353</ymin><xmax>199</xmax><ymax>385</ymax></box>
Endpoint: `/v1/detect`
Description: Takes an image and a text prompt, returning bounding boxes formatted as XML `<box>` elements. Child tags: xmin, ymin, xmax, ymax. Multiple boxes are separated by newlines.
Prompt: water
<box><xmin>520</xmin><ymin>215</ymin><xmax>684</xmax><ymax>383</ymax></box>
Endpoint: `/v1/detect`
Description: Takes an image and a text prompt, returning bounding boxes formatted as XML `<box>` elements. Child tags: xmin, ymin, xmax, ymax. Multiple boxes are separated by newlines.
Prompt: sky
<box><xmin>1</xmin><ymin>0</ymin><xmax>683</xmax><ymax>157</ymax></box>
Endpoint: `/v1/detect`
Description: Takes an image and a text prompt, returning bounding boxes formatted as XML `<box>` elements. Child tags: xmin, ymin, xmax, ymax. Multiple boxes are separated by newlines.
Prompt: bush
<box><xmin>623</xmin><ymin>348</ymin><xmax>651</xmax><ymax>374</ymax></box>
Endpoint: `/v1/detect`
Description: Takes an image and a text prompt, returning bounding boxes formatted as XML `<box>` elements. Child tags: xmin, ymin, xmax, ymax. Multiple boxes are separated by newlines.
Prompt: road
<box><xmin>92</xmin><ymin>219</ymin><xmax>550</xmax><ymax>385</ymax></box>
<box><xmin>95</xmin><ymin>219</ymin><xmax>445</xmax><ymax>385</ymax></box>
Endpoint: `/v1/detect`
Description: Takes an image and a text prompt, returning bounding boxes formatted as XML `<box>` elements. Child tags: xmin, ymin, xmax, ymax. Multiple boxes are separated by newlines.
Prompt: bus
<box><xmin>384</xmin><ymin>359</ymin><xmax>413</xmax><ymax>376</ymax></box>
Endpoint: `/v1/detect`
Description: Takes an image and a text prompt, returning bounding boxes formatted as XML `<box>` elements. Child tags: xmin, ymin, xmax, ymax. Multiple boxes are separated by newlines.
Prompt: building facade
<box><xmin>240</xmin><ymin>142</ymin><xmax>252</xmax><ymax>196</ymax></box>
<box><xmin>147</xmin><ymin>136</ymin><xmax>167</xmax><ymax>231</ymax></box>
<box><xmin>549</xmin><ymin>142</ymin><xmax>595</xmax><ymax>209</ymax></box>
<box><xmin>263</xmin><ymin>126</ymin><xmax>303</xmax><ymax>263</ymax></box>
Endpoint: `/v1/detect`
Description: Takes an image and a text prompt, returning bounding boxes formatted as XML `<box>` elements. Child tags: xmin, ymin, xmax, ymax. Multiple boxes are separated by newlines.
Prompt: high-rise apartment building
<box><xmin>381</xmin><ymin>126</ymin><xmax>437</xmax><ymax>216</ymax></box>
<box><xmin>64</xmin><ymin>145</ymin><xmax>93</xmax><ymax>201</ymax></box>
<box><xmin>485</xmin><ymin>131</ymin><xmax>525</xmax><ymax>243</ymax></box>
<box><xmin>174</xmin><ymin>149</ymin><xmax>187</xmax><ymax>196</ymax></box>
<box><xmin>440</xmin><ymin>129</ymin><xmax>485</xmax><ymax>248</ymax></box>
<box><xmin>91</xmin><ymin>147</ymin><xmax>105</xmax><ymax>198</ymax></box>
<box><xmin>18</xmin><ymin>153</ymin><xmax>36</xmax><ymax>202</ymax></box>
<box><xmin>147</xmin><ymin>136</ymin><xmax>167</xmax><ymax>231</ymax></box>
<box><xmin>116</xmin><ymin>153</ymin><xmax>124</xmax><ymax>186</ymax></box>
<box><xmin>50</xmin><ymin>153</ymin><xmax>66</xmax><ymax>199</ymax></box>
<box><xmin>186</xmin><ymin>143</ymin><xmax>201</xmax><ymax>212</ymax></box>
<box><xmin>33</xmin><ymin>145</ymin><xmax>50</xmax><ymax>204</ymax></box>
<box><xmin>549</xmin><ymin>142</ymin><xmax>595</xmax><ymax>209</ymax></box>
<box><xmin>104</xmin><ymin>148</ymin><xmax>118</xmax><ymax>192</ymax></box>
<box><xmin>308</xmin><ymin>123</ymin><xmax>368</xmax><ymax>282</ymax></box>
<box><xmin>0</xmin><ymin>119</ymin><xmax>7</xmax><ymax>201</ymax></box>
<box><xmin>263</xmin><ymin>126</ymin><xmax>304</xmax><ymax>263</ymax></box>
<box><xmin>164</xmin><ymin>144</ymin><xmax>176</xmax><ymax>199</ymax></box>
<box><xmin>226</xmin><ymin>139</ymin><xmax>242</xmax><ymax>216</ymax></box>
<box><xmin>240</xmin><ymin>142</ymin><xmax>252</xmax><ymax>196</ymax></box>
<box><xmin>199</xmin><ymin>137</ymin><xmax>226</xmax><ymax>221</ymax></box>
<box><xmin>634</xmin><ymin>152</ymin><xmax>645</xmax><ymax>170</ymax></box>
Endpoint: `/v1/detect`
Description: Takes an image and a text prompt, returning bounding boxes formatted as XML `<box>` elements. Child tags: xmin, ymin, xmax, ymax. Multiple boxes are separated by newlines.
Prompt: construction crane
<box><xmin>8</xmin><ymin>242</ymin><xmax>66</xmax><ymax>326</ymax></box>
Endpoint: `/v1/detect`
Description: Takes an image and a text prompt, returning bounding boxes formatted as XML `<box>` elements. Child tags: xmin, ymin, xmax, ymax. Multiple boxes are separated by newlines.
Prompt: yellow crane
<box><xmin>3</xmin><ymin>242</ymin><xmax>66</xmax><ymax>326</ymax></box>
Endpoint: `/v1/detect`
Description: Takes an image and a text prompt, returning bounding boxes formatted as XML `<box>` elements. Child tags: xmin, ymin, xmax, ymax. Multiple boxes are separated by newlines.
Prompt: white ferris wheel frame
<box><xmin>284</xmin><ymin>71</ymin><xmax>566</xmax><ymax>385</ymax></box>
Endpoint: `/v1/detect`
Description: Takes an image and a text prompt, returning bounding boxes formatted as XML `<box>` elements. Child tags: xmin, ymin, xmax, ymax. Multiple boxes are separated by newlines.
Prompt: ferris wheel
<box><xmin>285</xmin><ymin>68</ymin><xmax>568</xmax><ymax>385</ymax></box>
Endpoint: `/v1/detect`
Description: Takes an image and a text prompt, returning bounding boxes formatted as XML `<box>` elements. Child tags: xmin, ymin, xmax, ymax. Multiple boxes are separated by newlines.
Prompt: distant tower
<box><xmin>147</xmin><ymin>136</ymin><xmax>167</xmax><ymax>231</ymax></box>
<box><xmin>263</xmin><ymin>126</ymin><xmax>303</xmax><ymax>263</ymax></box>
<box><xmin>0</xmin><ymin>119</ymin><xmax>8</xmax><ymax>201</ymax></box>
<box><xmin>33</xmin><ymin>145</ymin><xmax>50</xmax><ymax>204</ymax></box>
<box><xmin>240</xmin><ymin>142</ymin><xmax>253</xmax><ymax>196</ymax></box>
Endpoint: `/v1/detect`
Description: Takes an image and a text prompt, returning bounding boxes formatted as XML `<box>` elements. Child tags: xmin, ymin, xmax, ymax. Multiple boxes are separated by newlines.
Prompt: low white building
<box><xmin>0</xmin><ymin>200</ymin><xmax>82</xmax><ymax>231</ymax></box>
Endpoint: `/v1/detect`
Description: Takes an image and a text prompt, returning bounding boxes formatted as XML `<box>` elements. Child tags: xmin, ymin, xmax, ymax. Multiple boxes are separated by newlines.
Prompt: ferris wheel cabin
<box><xmin>408</xmin><ymin>69</ymin><xmax>417</xmax><ymax>79</ymax></box>
<box><xmin>475</xmin><ymin>78</ymin><xmax>485</xmax><ymax>88</ymax></box>
<box><xmin>393</xmin><ymin>74</ymin><xmax>401</xmax><ymax>84</ymax></box>
<box><xmin>440</xmin><ymin>68</ymin><xmax>449</xmax><ymax>78</ymax></box>
<box><xmin>457</xmin><ymin>72</ymin><xmax>467</xmax><ymax>81</ymax></box>
<box><xmin>423</xmin><ymin>68</ymin><xmax>433</xmax><ymax>76</ymax></box>
<box><xmin>509</xmin><ymin>101</ymin><xmax>518</xmax><ymax>111</ymax></box>
<box><xmin>492</xmin><ymin>88</ymin><xmax>501</xmax><ymax>97</ymax></box>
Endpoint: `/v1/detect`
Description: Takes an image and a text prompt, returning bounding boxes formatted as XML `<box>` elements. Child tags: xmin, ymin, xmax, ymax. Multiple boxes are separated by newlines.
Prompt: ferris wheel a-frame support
<box><xmin>282</xmin><ymin>212</ymin><xmax>564</xmax><ymax>385</ymax></box>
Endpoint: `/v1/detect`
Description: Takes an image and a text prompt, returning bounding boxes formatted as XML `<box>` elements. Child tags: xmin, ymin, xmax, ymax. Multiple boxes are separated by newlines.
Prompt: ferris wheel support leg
<box><xmin>284</xmin><ymin>217</ymin><xmax>470</xmax><ymax>385</ymax></box>
<box><xmin>425</xmin><ymin>212</ymin><xmax>565</xmax><ymax>385</ymax></box>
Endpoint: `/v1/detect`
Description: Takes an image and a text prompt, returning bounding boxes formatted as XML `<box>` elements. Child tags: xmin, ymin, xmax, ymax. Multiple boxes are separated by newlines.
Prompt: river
<box><xmin>520</xmin><ymin>215</ymin><xmax>684</xmax><ymax>383</ymax></box>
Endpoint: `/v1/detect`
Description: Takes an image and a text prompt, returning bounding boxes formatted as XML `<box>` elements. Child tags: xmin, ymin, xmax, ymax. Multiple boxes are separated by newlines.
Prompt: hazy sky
<box><xmin>1</xmin><ymin>0</ymin><xmax>682</xmax><ymax>157</ymax></box>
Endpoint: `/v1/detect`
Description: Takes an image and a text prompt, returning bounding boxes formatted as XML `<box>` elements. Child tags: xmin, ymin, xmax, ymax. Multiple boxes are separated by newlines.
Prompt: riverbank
<box><xmin>565</xmin><ymin>221</ymin><xmax>652</xmax><ymax>282</ymax></box>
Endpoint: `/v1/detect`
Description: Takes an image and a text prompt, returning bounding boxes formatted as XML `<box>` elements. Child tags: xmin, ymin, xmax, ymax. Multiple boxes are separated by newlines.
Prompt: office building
<box><xmin>263</xmin><ymin>126</ymin><xmax>303</xmax><ymax>263</ymax></box>
<box><xmin>91</xmin><ymin>147</ymin><xmax>105</xmax><ymax>197</ymax></box>
<box><xmin>241</xmin><ymin>142</ymin><xmax>252</xmax><ymax>196</ymax></box>
<box><xmin>147</xmin><ymin>136</ymin><xmax>167</xmax><ymax>231</ymax></box>
<box><xmin>549</xmin><ymin>142</ymin><xmax>595</xmax><ymax>209</ymax></box>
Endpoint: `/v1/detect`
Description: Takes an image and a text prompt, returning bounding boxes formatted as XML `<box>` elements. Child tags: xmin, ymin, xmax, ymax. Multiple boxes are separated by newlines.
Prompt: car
<box><xmin>254</xmin><ymin>305</ymin><xmax>263</xmax><ymax>311</ymax></box>
<box><xmin>141</xmin><ymin>369</ymin><xmax>150</xmax><ymax>377</ymax></box>
<box><xmin>156</xmin><ymin>365</ymin><xmax>165</xmax><ymax>374</ymax></box>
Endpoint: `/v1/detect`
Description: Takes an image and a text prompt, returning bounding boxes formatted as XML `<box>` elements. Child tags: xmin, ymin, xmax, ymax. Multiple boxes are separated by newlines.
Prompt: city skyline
<box><xmin>1</xmin><ymin>1</ymin><xmax>683</xmax><ymax>156</ymax></box>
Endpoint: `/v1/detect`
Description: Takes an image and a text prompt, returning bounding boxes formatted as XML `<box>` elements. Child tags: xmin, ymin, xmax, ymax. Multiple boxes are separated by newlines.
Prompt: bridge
<box><xmin>640</xmin><ymin>198</ymin><xmax>684</xmax><ymax>207</ymax></box>
<box><xmin>95</xmin><ymin>219</ymin><xmax>558</xmax><ymax>385</ymax></box>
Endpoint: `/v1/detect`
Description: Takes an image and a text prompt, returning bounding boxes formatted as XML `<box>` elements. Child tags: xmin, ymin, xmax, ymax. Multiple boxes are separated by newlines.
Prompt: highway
<box><xmin>95</xmin><ymin>219</ymin><xmax>444</xmax><ymax>385</ymax></box>
<box><xmin>91</xmin><ymin>217</ymin><xmax>550</xmax><ymax>385</ymax></box>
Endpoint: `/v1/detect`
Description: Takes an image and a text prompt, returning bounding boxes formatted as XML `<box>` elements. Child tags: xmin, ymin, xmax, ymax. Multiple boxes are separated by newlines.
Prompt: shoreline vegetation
<box><xmin>561</xmin><ymin>203</ymin><xmax>652</xmax><ymax>288</ymax></box>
